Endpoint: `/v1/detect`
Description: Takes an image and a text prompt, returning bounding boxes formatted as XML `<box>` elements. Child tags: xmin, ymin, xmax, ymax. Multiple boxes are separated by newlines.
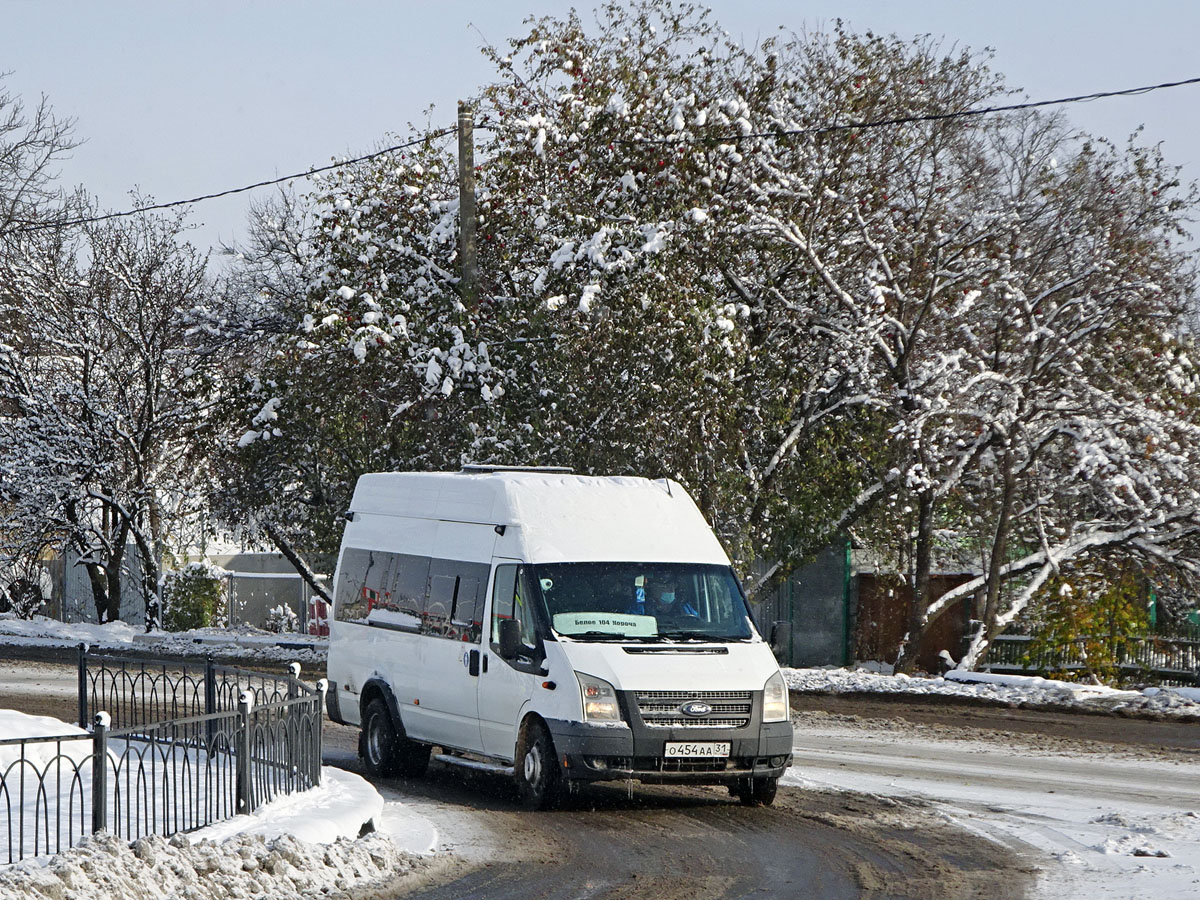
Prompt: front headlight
<box><xmin>763</xmin><ymin>670</ymin><xmax>789</xmax><ymax>723</ymax></box>
<box><xmin>576</xmin><ymin>672</ymin><xmax>622</xmax><ymax>723</ymax></box>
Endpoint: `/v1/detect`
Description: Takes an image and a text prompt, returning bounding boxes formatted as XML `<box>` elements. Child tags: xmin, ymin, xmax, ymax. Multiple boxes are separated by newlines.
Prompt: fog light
<box><xmin>770</xmin><ymin>755</ymin><xmax>786</xmax><ymax>767</ymax></box>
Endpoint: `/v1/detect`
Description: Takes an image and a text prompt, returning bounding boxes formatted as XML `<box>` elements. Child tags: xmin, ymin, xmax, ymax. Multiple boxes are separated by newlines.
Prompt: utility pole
<box><xmin>457</xmin><ymin>101</ymin><xmax>479</xmax><ymax>310</ymax></box>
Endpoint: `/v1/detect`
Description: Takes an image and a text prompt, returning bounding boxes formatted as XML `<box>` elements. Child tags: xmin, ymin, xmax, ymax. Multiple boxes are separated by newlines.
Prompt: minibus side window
<box><xmin>335</xmin><ymin>547</ymin><xmax>402</xmax><ymax>623</ymax></box>
<box><xmin>333</xmin><ymin>548</ymin><xmax>371</xmax><ymax>623</ymax></box>
<box><xmin>490</xmin><ymin>565</ymin><xmax>538</xmax><ymax>654</ymax></box>
<box><xmin>490</xmin><ymin>565</ymin><xmax>517</xmax><ymax>645</ymax></box>
<box><xmin>426</xmin><ymin>574</ymin><xmax>457</xmax><ymax>636</ymax></box>
<box><xmin>452</xmin><ymin>577</ymin><xmax>481</xmax><ymax>634</ymax></box>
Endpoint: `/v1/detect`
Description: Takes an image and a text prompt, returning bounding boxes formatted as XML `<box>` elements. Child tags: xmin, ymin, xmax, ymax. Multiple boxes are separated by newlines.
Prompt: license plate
<box><xmin>664</xmin><ymin>741</ymin><xmax>730</xmax><ymax>758</ymax></box>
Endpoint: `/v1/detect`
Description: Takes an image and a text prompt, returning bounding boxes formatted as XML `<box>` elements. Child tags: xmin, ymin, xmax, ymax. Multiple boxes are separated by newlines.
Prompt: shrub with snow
<box><xmin>162</xmin><ymin>562</ymin><xmax>228</xmax><ymax>632</ymax></box>
<box><xmin>265</xmin><ymin>604</ymin><xmax>299</xmax><ymax>634</ymax></box>
<box><xmin>0</xmin><ymin>575</ymin><xmax>47</xmax><ymax>619</ymax></box>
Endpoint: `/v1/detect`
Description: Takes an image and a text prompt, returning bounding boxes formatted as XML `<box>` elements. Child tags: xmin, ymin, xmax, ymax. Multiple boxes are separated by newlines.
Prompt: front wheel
<box><xmin>515</xmin><ymin>720</ymin><xmax>562</xmax><ymax>810</ymax></box>
<box><xmin>734</xmin><ymin>775</ymin><xmax>779</xmax><ymax>807</ymax></box>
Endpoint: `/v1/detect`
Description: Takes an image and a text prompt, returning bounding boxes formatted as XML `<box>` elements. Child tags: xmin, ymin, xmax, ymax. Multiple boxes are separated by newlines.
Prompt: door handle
<box><xmin>482</xmin><ymin>653</ymin><xmax>489</xmax><ymax>674</ymax></box>
<box><xmin>467</xmin><ymin>649</ymin><xmax>481</xmax><ymax>677</ymax></box>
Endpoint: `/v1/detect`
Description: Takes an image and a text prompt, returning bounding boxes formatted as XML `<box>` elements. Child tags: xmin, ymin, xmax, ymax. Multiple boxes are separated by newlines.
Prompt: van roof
<box><xmin>348</xmin><ymin>471</ymin><xmax>730</xmax><ymax>565</ymax></box>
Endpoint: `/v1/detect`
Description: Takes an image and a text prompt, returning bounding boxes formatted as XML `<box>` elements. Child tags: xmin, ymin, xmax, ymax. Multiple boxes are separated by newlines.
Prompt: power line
<box><xmin>14</xmin><ymin>127</ymin><xmax>457</xmax><ymax>233</ymax></box>
<box><xmin>12</xmin><ymin>74</ymin><xmax>1200</xmax><ymax>234</ymax></box>
<box><xmin>602</xmin><ymin>75</ymin><xmax>1200</xmax><ymax>144</ymax></box>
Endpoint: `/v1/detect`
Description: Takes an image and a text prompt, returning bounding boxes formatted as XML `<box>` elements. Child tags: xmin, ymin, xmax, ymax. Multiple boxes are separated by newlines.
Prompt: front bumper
<box><xmin>545</xmin><ymin>690</ymin><xmax>793</xmax><ymax>785</ymax></box>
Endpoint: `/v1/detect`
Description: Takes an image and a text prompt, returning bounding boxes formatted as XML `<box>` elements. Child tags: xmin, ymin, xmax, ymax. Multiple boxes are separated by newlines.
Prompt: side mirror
<box><xmin>498</xmin><ymin>618</ymin><xmax>523</xmax><ymax>660</ymax></box>
<box><xmin>769</xmin><ymin>620</ymin><xmax>791</xmax><ymax>662</ymax></box>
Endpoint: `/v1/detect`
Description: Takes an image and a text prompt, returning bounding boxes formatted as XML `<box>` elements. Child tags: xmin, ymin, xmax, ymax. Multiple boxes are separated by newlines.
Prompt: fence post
<box><xmin>316</xmin><ymin>679</ymin><xmax>327</xmax><ymax>786</ymax></box>
<box><xmin>287</xmin><ymin>662</ymin><xmax>301</xmax><ymax>702</ymax></box>
<box><xmin>91</xmin><ymin>712</ymin><xmax>109</xmax><ymax>834</ymax></box>
<box><xmin>204</xmin><ymin>654</ymin><xmax>216</xmax><ymax>715</ymax></box>
<box><xmin>77</xmin><ymin>643</ymin><xmax>89</xmax><ymax>729</ymax></box>
<box><xmin>236</xmin><ymin>690</ymin><xmax>255</xmax><ymax>815</ymax></box>
<box><xmin>204</xmin><ymin>653</ymin><xmax>217</xmax><ymax>749</ymax></box>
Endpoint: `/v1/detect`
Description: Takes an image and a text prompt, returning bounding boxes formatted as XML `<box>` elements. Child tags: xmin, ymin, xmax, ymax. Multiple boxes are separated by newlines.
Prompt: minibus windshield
<box><xmin>530</xmin><ymin>562</ymin><xmax>754</xmax><ymax>641</ymax></box>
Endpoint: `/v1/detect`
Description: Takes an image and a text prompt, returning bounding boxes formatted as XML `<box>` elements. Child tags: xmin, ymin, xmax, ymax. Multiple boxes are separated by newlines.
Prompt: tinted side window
<box><xmin>489</xmin><ymin>564</ymin><xmax>537</xmax><ymax>651</ymax></box>
<box><xmin>337</xmin><ymin>548</ymin><xmax>486</xmax><ymax>642</ymax></box>
<box><xmin>490</xmin><ymin>565</ymin><xmax>518</xmax><ymax>642</ymax></box>
<box><xmin>427</xmin><ymin>559</ymin><xmax>489</xmax><ymax>642</ymax></box>
<box><xmin>453</xmin><ymin>577</ymin><xmax>480</xmax><ymax>629</ymax></box>
<box><xmin>426</xmin><ymin>574</ymin><xmax>457</xmax><ymax>636</ymax></box>
<box><xmin>335</xmin><ymin>548</ymin><xmax>407</xmax><ymax>622</ymax></box>
<box><xmin>335</xmin><ymin>548</ymin><xmax>431</xmax><ymax>629</ymax></box>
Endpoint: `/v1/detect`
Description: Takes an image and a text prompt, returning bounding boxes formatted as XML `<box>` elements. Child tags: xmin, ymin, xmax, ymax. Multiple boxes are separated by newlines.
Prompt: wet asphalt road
<box><xmin>323</xmin><ymin>722</ymin><xmax>1031</xmax><ymax>900</ymax></box>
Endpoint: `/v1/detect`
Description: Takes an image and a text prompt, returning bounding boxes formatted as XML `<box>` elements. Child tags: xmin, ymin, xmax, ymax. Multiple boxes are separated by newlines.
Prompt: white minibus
<box><xmin>325</xmin><ymin>467</ymin><xmax>793</xmax><ymax>808</ymax></box>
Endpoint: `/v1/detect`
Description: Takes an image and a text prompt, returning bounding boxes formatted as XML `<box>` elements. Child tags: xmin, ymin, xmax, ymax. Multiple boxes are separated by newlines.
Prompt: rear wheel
<box><xmin>360</xmin><ymin>698</ymin><xmax>430</xmax><ymax>778</ymax></box>
<box><xmin>734</xmin><ymin>775</ymin><xmax>779</xmax><ymax>807</ymax></box>
<box><xmin>516</xmin><ymin>720</ymin><xmax>562</xmax><ymax>810</ymax></box>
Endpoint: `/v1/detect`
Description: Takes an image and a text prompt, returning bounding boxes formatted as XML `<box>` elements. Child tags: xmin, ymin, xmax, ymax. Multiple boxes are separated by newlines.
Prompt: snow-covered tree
<box><xmin>213</xmin><ymin>135</ymin><xmax>501</xmax><ymax>579</ymax></box>
<box><xmin>217</xmin><ymin>3</ymin><xmax>1200</xmax><ymax>672</ymax></box>
<box><xmin>720</xmin><ymin>28</ymin><xmax>1200</xmax><ymax>667</ymax></box>
<box><xmin>465</xmin><ymin>4</ymin><xmax>891</xmax><ymax>578</ymax></box>
<box><xmin>0</xmin><ymin>77</ymin><xmax>78</xmax><ymax>242</ymax></box>
<box><xmin>0</xmin><ymin>210</ymin><xmax>220</xmax><ymax>627</ymax></box>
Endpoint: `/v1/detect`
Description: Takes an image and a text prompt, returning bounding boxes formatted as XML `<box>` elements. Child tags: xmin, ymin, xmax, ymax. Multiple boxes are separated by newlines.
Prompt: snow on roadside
<box><xmin>0</xmin><ymin>613</ymin><xmax>326</xmax><ymax>666</ymax></box>
<box><xmin>192</xmin><ymin>768</ymin><xmax>383</xmax><ymax>846</ymax></box>
<box><xmin>0</xmin><ymin>614</ymin><xmax>138</xmax><ymax>645</ymax></box>
<box><xmin>786</xmin><ymin>714</ymin><xmax>1200</xmax><ymax>900</ymax></box>
<box><xmin>784</xmin><ymin>665</ymin><xmax>1200</xmax><ymax>718</ymax></box>
<box><xmin>0</xmin><ymin>830</ymin><xmax>429</xmax><ymax>900</ymax></box>
<box><xmin>0</xmin><ymin>711</ymin><xmax>91</xmax><ymax>768</ymax></box>
<box><xmin>0</xmin><ymin>711</ymin><xmax>440</xmax><ymax>899</ymax></box>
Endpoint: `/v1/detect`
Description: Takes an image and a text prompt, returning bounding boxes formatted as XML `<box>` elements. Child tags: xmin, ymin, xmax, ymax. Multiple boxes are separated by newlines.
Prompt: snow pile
<box><xmin>193</xmin><ymin>768</ymin><xmax>383</xmax><ymax>845</ymax></box>
<box><xmin>1088</xmin><ymin>811</ymin><xmax>1200</xmax><ymax>860</ymax></box>
<box><xmin>0</xmin><ymin>712</ymin><xmax>90</xmax><ymax>769</ymax></box>
<box><xmin>0</xmin><ymin>614</ymin><xmax>326</xmax><ymax>665</ymax></box>
<box><xmin>784</xmin><ymin>665</ymin><xmax>1200</xmax><ymax>718</ymax></box>
<box><xmin>0</xmin><ymin>613</ymin><xmax>137</xmax><ymax>646</ymax></box>
<box><xmin>0</xmin><ymin>711</ymin><xmax>435</xmax><ymax>898</ymax></box>
<box><xmin>0</xmin><ymin>829</ymin><xmax>427</xmax><ymax>900</ymax></box>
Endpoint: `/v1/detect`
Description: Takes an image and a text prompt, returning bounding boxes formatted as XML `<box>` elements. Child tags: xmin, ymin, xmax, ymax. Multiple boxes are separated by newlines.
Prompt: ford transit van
<box><xmin>325</xmin><ymin>467</ymin><xmax>793</xmax><ymax>808</ymax></box>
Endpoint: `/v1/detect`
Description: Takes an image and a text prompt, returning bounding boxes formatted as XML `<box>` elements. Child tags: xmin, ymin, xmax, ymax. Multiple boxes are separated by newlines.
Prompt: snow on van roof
<box><xmin>349</xmin><ymin>471</ymin><xmax>730</xmax><ymax>565</ymax></box>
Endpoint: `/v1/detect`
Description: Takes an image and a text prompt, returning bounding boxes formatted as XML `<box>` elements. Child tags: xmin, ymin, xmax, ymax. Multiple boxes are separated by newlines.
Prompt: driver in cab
<box><xmin>629</xmin><ymin>574</ymin><xmax>698</xmax><ymax>617</ymax></box>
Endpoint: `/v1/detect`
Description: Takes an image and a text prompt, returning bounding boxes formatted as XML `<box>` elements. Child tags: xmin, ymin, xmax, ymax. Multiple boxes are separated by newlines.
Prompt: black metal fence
<box><xmin>986</xmin><ymin>634</ymin><xmax>1200</xmax><ymax>685</ymax></box>
<box><xmin>1</xmin><ymin>647</ymin><xmax>325</xmax><ymax>864</ymax></box>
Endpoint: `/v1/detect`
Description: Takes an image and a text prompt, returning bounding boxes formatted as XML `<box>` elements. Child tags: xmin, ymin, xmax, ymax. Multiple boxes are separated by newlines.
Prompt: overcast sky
<box><xmin>3</xmin><ymin>1</ymin><xmax>1198</xmax><ymax>254</ymax></box>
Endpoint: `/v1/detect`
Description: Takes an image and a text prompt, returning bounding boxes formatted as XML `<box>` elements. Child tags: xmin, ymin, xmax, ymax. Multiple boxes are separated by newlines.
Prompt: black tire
<box><xmin>398</xmin><ymin>737</ymin><xmax>431</xmax><ymax>777</ymax></box>
<box><xmin>361</xmin><ymin>698</ymin><xmax>401</xmax><ymax>777</ymax></box>
<box><xmin>515</xmin><ymin>720</ymin><xmax>562</xmax><ymax>810</ymax></box>
<box><xmin>735</xmin><ymin>776</ymin><xmax>779</xmax><ymax>807</ymax></box>
<box><xmin>360</xmin><ymin>698</ymin><xmax>430</xmax><ymax>778</ymax></box>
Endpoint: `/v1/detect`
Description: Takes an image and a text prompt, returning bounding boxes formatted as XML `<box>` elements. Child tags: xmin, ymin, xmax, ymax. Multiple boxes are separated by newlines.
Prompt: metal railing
<box><xmin>2</xmin><ymin>646</ymin><xmax>325</xmax><ymax>864</ymax></box>
<box><xmin>0</xmin><ymin>732</ymin><xmax>92</xmax><ymax>862</ymax></box>
<box><xmin>985</xmin><ymin>634</ymin><xmax>1200</xmax><ymax>685</ymax></box>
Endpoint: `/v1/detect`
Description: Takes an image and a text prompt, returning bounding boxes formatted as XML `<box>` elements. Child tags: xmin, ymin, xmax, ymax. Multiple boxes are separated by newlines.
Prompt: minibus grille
<box><xmin>634</xmin><ymin>690</ymin><xmax>753</xmax><ymax>728</ymax></box>
<box><xmin>605</xmin><ymin>757</ymin><xmax>733</xmax><ymax>773</ymax></box>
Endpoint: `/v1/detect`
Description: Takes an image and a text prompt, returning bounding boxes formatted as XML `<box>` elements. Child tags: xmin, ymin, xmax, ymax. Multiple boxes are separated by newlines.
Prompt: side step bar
<box><xmin>433</xmin><ymin>753</ymin><xmax>515</xmax><ymax>777</ymax></box>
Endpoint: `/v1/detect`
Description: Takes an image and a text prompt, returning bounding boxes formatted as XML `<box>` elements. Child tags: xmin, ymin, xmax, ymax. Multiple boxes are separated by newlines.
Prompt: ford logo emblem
<box><xmin>680</xmin><ymin>701</ymin><xmax>712</xmax><ymax>717</ymax></box>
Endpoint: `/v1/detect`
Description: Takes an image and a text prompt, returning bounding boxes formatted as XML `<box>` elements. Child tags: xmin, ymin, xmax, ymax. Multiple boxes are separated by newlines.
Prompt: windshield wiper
<box><xmin>561</xmin><ymin>630</ymin><xmax>632</xmax><ymax>641</ymax></box>
<box><xmin>656</xmin><ymin>630</ymin><xmax>729</xmax><ymax>642</ymax></box>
